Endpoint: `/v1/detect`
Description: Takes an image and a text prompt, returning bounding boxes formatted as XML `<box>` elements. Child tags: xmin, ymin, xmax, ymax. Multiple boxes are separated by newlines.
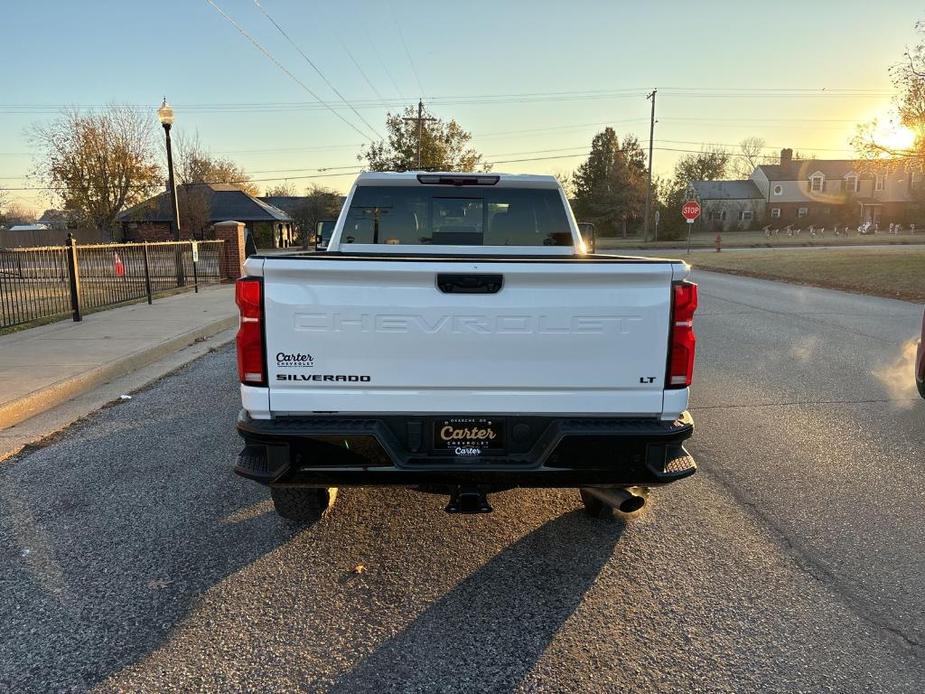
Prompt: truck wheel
<box><xmin>270</xmin><ymin>487</ymin><xmax>338</xmax><ymax>523</ymax></box>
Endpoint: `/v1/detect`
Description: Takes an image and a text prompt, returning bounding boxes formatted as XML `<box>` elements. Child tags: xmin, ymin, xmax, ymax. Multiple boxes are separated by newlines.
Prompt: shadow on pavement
<box><xmin>331</xmin><ymin>509</ymin><xmax>625</xmax><ymax>693</ymax></box>
<box><xmin>0</xmin><ymin>349</ymin><xmax>297</xmax><ymax>691</ymax></box>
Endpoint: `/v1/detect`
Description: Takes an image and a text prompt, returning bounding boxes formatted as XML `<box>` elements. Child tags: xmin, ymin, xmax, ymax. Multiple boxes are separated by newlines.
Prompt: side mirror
<box><xmin>315</xmin><ymin>220</ymin><xmax>334</xmax><ymax>251</ymax></box>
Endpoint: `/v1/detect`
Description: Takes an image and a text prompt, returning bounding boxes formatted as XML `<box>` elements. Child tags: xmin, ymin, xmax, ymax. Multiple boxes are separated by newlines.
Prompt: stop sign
<box><xmin>682</xmin><ymin>200</ymin><xmax>701</xmax><ymax>222</ymax></box>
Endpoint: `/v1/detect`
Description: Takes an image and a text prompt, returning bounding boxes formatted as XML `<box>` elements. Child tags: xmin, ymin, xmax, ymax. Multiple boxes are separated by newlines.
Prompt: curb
<box><xmin>0</xmin><ymin>315</ymin><xmax>238</xmax><ymax>430</ymax></box>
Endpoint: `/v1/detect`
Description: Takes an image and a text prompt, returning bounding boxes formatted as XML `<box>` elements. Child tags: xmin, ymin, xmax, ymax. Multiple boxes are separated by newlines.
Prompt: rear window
<box><xmin>340</xmin><ymin>186</ymin><xmax>572</xmax><ymax>246</ymax></box>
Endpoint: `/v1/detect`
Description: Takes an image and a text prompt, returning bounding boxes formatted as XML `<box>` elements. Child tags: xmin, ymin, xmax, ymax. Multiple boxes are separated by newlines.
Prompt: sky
<box><xmin>1</xmin><ymin>0</ymin><xmax>922</xmax><ymax>212</ymax></box>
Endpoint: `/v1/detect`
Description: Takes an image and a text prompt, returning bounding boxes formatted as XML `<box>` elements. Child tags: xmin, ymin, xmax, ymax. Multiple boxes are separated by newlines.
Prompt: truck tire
<box><xmin>270</xmin><ymin>487</ymin><xmax>337</xmax><ymax>523</ymax></box>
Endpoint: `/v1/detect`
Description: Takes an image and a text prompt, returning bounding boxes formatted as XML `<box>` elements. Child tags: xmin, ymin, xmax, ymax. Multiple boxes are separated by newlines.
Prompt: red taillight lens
<box><xmin>235</xmin><ymin>277</ymin><xmax>265</xmax><ymax>386</ymax></box>
<box><xmin>667</xmin><ymin>281</ymin><xmax>698</xmax><ymax>388</ymax></box>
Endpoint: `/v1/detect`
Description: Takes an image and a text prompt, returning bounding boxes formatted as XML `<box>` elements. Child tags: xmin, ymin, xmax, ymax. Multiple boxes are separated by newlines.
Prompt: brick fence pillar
<box><xmin>212</xmin><ymin>220</ymin><xmax>246</xmax><ymax>280</ymax></box>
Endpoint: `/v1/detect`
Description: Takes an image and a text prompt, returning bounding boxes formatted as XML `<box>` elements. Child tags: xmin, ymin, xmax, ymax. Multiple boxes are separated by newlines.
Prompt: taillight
<box><xmin>235</xmin><ymin>277</ymin><xmax>266</xmax><ymax>386</ymax></box>
<box><xmin>667</xmin><ymin>281</ymin><xmax>698</xmax><ymax>388</ymax></box>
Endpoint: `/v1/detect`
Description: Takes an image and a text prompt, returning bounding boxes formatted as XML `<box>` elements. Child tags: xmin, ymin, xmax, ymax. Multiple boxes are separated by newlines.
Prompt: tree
<box><xmin>554</xmin><ymin>171</ymin><xmax>572</xmax><ymax>196</ymax></box>
<box><xmin>652</xmin><ymin>147</ymin><xmax>732</xmax><ymax>241</ymax></box>
<box><xmin>30</xmin><ymin>107</ymin><xmax>162</xmax><ymax>232</ymax></box>
<box><xmin>174</xmin><ymin>132</ymin><xmax>259</xmax><ymax>196</ymax></box>
<box><xmin>854</xmin><ymin>18</ymin><xmax>925</xmax><ymax>165</ymax></box>
<box><xmin>652</xmin><ymin>176</ymin><xmax>689</xmax><ymax>241</ymax></box>
<box><xmin>359</xmin><ymin>105</ymin><xmax>486</xmax><ymax>172</ymax></box>
<box><xmin>264</xmin><ymin>182</ymin><xmax>298</xmax><ymax>197</ymax></box>
<box><xmin>289</xmin><ymin>185</ymin><xmax>342</xmax><ymax>248</ymax></box>
<box><xmin>176</xmin><ymin>184</ymin><xmax>212</xmax><ymax>240</ymax></box>
<box><xmin>733</xmin><ymin>137</ymin><xmax>767</xmax><ymax>178</ymax></box>
<box><xmin>0</xmin><ymin>202</ymin><xmax>37</xmax><ymax>226</ymax></box>
<box><xmin>672</xmin><ymin>146</ymin><xmax>731</xmax><ymax>185</ymax></box>
<box><xmin>570</xmin><ymin>128</ymin><xmax>648</xmax><ymax>237</ymax></box>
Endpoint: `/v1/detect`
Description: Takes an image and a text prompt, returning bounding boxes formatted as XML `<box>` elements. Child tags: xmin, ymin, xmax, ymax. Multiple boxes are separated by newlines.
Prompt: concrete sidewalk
<box><xmin>0</xmin><ymin>285</ymin><xmax>237</xmax><ymax>433</ymax></box>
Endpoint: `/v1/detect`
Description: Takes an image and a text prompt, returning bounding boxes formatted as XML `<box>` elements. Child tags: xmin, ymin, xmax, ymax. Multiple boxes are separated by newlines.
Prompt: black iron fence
<box><xmin>0</xmin><ymin>238</ymin><xmax>225</xmax><ymax>330</ymax></box>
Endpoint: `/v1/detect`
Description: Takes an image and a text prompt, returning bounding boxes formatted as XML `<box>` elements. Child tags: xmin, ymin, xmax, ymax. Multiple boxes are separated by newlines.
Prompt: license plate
<box><xmin>433</xmin><ymin>418</ymin><xmax>504</xmax><ymax>455</ymax></box>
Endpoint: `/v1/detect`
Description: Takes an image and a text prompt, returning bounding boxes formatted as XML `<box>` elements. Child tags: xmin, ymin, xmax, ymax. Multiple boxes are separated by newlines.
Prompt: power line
<box><xmin>216</xmin><ymin>142</ymin><xmax>364</xmax><ymax>154</ymax></box>
<box><xmin>364</xmin><ymin>26</ymin><xmax>404</xmax><ymax>98</ymax></box>
<box><xmin>660</xmin><ymin>116</ymin><xmax>862</xmax><ymax>123</ymax></box>
<box><xmin>337</xmin><ymin>36</ymin><xmax>384</xmax><ymax>101</ymax></box>
<box><xmin>0</xmin><ymin>84</ymin><xmax>897</xmax><ymax>116</ymax></box>
<box><xmin>0</xmin><ymin>134</ymin><xmax>861</xmax><ymax>179</ymax></box>
<box><xmin>1</xmin><ymin>170</ymin><xmax>365</xmax><ymax>192</ymax></box>
<box><xmin>653</xmin><ymin>138</ymin><xmax>857</xmax><ymax>154</ymax></box>
<box><xmin>252</xmin><ymin>0</ymin><xmax>382</xmax><ymax>140</ymax></box>
<box><xmin>0</xmin><ymin>142</ymin><xmax>883</xmax><ymax>182</ymax></box>
<box><xmin>202</xmin><ymin>0</ymin><xmax>375</xmax><ymax>141</ymax></box>
<box><xmin>8</xmin><ymin>142</ymin><xmax>919</xmax><ymax>191</ymax></box>
<box><xmin>388</xmin><ymin>0</ymin><xmax>424</xmax><ymax>96</ymax></box>
<box><xmin>474</xmin><ymin>118</ymin><xmax>650</xmax><ymax>139</ymax></box>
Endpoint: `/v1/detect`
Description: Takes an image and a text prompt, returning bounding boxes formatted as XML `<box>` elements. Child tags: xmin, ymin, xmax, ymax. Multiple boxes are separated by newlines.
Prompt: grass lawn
<box><xmin>691</xmin><ymin>247</ymin><xmax>925</xmax><ymax>303</ymax></box>
<box><xmin>597</xmin><ymin>230</ymin><xmax>925</xmax><ymax>250</ymax></box>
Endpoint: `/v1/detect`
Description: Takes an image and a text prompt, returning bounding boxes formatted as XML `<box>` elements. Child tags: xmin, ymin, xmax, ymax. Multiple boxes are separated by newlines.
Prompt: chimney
<box><xmin>780</xmin><ymin>148</ymin><xmax>793</xmax><ymax>164</ymax></box>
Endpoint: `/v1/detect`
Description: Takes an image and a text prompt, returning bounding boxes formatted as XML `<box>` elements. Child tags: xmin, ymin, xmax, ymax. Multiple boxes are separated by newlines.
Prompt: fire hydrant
<box><xmin>715</xmin><ymin>233</ymin><xmax>722</xmax><ymax>252</ymax></box>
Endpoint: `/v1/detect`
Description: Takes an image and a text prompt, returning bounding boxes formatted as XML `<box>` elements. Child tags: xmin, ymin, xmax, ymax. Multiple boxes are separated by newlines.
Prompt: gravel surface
<box><xmin>0</xmin><ymin>272</ymin><xmax>922</xmax><ymax>692</ymax></box>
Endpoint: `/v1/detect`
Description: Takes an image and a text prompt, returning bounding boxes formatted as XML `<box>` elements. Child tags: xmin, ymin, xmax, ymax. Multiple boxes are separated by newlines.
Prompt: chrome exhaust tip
<box><xmin>581</xmin><ymin>486</ymin><xmax>648</xmax><ymax>514</ymax></box>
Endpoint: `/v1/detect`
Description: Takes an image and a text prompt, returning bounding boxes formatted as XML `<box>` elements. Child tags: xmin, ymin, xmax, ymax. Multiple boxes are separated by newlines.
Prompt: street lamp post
<box><xmin>158</xmin><ymin>98</ymin><xmax>185</xmax><ymax>286</ymax></box>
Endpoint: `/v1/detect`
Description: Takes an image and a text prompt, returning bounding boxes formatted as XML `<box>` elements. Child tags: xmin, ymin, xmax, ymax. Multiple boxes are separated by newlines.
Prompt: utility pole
<box><xmin>403</xmin><ymin>99</ymin><xmax>436</xmax><ymax>169</ymax></box>
<box><xmin>643</xmin><ymin>89</ymin><xmax>657</xmax><ymax>241</ymax></box>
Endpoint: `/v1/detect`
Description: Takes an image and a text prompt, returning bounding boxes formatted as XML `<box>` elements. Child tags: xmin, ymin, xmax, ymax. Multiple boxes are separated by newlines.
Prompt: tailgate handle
<box><xmin>437</xmin><ymin>273</ymin><xmax>503</xmax><ymax>294</ymax></box>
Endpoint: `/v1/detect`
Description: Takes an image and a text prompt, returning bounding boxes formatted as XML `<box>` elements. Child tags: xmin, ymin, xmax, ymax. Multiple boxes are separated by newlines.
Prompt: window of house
<box><xmin>710</xmin><ymin>210</ymin><xmax>726</xmax><ymax>221</ymax></box>
<box><xmin>809</xmin><ymin>175</ymin><xmax>824</xmax><ymax>193</ymax></box>
<box><xmin>823</xmin><ymin>207</ymin><xmax>831</xmax><ymax>215</ymax></box>
<box><xmin>911</xmin><ymin>172</ymin><xmax>919</xmax><ymax>191</ymax></box>
<box><xmin>843</xmin><ymin>175</ymin><xmax>858</xmax><ymax>193</ymax></box>
<box><xmin>875</xmin><ymin>174</ymin><xmax>884</xmax><ymax>191</ymax></box>
<box><xmin>798</xmin><ymin>207</ymin><xmax>809</xmax><ymax>218</ymax></box>
<box><xmin>770</xmin><ymin>207</ymin><xmax>781</xmax><ymax>218</ymax></box>
<box><xmin>739</xmin><ymin>210</ymin><xmax>754</xmax><ymax>222</ymax></box>
<box><xmin>773</xmin><ymin>184</ymin><xmax>783</xmax><ymax>196</ymax></box>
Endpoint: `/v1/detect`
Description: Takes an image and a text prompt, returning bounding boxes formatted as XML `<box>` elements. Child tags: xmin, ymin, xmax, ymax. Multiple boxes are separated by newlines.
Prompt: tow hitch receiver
<box><xmin>446</xmin><ymin>486</ymin><xmax>493</xmax><ymax>514</ymax></box>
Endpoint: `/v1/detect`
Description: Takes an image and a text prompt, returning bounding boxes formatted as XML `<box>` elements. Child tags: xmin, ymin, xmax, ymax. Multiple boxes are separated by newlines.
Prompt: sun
<box><xmin>878</xmin><ymin>123</ymin><xmax>916</xmax><ymax>151</ymax></box>
<box><xmin>872</xmin><ymin>113</ymin><xmax>916</xmax><ymax>153</ymax></box>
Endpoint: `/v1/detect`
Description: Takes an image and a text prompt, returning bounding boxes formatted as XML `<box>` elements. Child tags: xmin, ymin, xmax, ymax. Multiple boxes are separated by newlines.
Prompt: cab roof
<box><xmin>354</xmin><ymin>171</ymin><xmax>561</xmax><ymax>188</ymax></box>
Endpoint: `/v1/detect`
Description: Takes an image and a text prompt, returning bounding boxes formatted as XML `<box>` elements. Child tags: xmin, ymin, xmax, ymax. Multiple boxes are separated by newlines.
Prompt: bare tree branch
<box><xmin>29</xmin><ymin>106</ymin><xmax>162</xmax><ymax>233</ymax></box>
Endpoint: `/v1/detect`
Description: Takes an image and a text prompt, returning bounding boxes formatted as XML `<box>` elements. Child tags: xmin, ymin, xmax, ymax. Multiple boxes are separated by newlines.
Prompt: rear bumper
<box><xmin>234</xmin><ymin>410</ymin><xmax>696</xmax><ymax>488</ymax></box>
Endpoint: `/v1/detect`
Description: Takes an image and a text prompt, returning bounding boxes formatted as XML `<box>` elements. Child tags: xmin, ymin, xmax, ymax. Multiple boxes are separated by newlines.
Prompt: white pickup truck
<box><xmin>234</xmin><ymin>172</ymin><xmax>698</xmax><ymax>521</ymax></box>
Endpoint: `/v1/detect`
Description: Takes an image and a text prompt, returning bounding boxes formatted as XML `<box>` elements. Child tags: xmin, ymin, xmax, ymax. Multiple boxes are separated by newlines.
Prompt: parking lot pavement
<box><xmin>690</xmin><ymin>270</ymin><xmax>925</xmax><ymax>650</ymax></box>
<box><xmin>0</xmin><ymin>274</ymin><xmax>923</xmax><ymax>692</ymax></box>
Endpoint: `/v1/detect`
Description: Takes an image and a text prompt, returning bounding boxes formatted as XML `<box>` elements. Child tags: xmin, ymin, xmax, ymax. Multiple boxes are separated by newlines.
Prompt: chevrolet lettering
<box><xmin>295</xmin><ymin>313</ymin><xmax>642</xmax><ymax>336</ymax></box>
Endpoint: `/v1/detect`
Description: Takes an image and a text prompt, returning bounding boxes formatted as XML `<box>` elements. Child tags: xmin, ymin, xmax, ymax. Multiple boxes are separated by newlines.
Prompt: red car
<box><xmin>917</xmin><ymin>309</ymin><xmax>925</xmax><ymax>398</ymax></box>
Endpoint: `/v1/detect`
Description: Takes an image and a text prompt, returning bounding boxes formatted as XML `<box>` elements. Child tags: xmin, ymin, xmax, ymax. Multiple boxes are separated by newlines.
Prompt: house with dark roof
<box><xmin>690</xmin><ymin>148</ymin><xmax>923</xmax><ymax>229</ymax></box>
<box><xmin>751</xmin><ymin>149</ymin><xmax>920</xmax><ymax>226</ymax></box>
<box><xmin>689</xmin><ymin>179</ymin><xmax>765</xmax><ymax>232</ymax></box>
<box><xmin>117</xmin><ymin>183</ymin><xmax>294</xmax><ymax>247</ymax></box>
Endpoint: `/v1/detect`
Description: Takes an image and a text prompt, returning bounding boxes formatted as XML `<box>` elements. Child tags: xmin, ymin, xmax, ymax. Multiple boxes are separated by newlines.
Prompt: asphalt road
<box><xmin>0</xmin><ymin>272</ymin><xmax>922</xmax><ymax>692</ymax></box>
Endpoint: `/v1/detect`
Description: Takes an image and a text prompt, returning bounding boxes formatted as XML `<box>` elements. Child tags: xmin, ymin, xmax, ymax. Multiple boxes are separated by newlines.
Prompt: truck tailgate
<box><xmin>262</xmin><ymin>257</ymin><xmax>674</xmax><ymax>416</ymax></box>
